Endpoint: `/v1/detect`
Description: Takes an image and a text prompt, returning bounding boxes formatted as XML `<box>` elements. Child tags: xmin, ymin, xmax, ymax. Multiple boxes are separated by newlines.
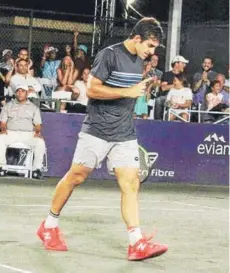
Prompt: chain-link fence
<box><xmin>180</xmin><ymin>21</ymin><xmax>229</xmax><ymax>77</ymax></box>
<box><xmin>0</xmin><ymin>5</ymin><xmax>229</xmax><ymax>77</ymax></box>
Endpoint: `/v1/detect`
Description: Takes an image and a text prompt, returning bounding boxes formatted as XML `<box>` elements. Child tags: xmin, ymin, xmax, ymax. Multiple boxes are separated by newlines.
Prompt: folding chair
<box><xmin>3</xmin><ymin>143</ymin><xmax>34</xmax><ymax>178</ymax></box>
<box><xmin>3</xmin><ymin>143</ymin><xmax>48</xmax><ymax>178</ymax></box>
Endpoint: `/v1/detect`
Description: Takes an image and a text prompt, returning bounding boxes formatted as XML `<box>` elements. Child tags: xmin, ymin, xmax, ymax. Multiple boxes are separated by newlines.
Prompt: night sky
<box><xmin>1</xmin><ymin>0</ymin><xmax>229</xmax><ymax>22</ymax></box>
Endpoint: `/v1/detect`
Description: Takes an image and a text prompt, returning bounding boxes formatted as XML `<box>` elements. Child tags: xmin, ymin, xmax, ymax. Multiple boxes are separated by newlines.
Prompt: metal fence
<box><xmin>0</xmin><ymin>5</ymin><xmax>229</xmax><ymax>77</ymax></box>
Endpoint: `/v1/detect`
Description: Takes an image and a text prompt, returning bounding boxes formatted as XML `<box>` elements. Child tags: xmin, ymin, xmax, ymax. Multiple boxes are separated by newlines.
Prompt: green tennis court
<box><xmin>0</xmin><ymin>178</ymin><xmax>228</xmax><ymax>273</ymax></box>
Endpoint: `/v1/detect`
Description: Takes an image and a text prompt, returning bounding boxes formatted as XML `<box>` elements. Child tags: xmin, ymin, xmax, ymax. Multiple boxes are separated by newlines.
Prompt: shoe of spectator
<box><xmin>0</xmin><ymin>167</ymin><xmax>7</xmax><ymax>177</ymax></box>
<box><xmin>32</xmin><ymin>169</ymin><xmax>43</xmax><ymax>179</ymax></box>
<box><xmin>128</xmin><ymin>238</ymin><xmax>168</xmax><ymax>261</ymax></box>
<box><xmin>37</xmin><ymin>221</ymin><xmax>68</xmax><ymax>251</ymax></box>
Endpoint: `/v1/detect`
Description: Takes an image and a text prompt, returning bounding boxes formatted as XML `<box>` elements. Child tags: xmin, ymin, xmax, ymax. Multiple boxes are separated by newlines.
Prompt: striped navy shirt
<box><xmin>81</xmin><ymin>43</ymin><xmax>143</xmax><ymax>142</ymax></box>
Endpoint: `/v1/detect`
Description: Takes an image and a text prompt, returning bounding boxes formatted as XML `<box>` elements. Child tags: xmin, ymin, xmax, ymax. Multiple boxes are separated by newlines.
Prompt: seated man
<box><xmin>0</xmin><ymin>84</ymin><xmax>46</xmax><ymax>179</ymax></box>
<box><xmin>9</xmin><ymin>59</ymin><xmax>41</xmax><ymax>99</ymax></box>
<box><xmin>154</xmin><ymin>55</ymin><xmax>188</xmax><ymax>120</ymax></box>
<box><xmin>192</xmin><ymin>57</ymin><xmax>217</xmax><ymax>104</ymax></box>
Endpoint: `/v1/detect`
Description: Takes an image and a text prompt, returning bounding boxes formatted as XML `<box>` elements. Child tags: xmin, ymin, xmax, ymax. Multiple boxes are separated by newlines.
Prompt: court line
<box><xmin>0</xmin><ymin>196</ymin><xmax>166</xmax><ymax>203</ymax></box>
<box><xmin>0</xmin><ymin>204</ymin><xmax>218</xmax><ymax>212</ymax></box>
<box><xmin>167</xmin><ymin>201</ymin><xmax>227</xmax><ymax>211</ymax></box>
<box><xmin>1</xmin><ymin>196</ymin><xmax>227</xmax><ymax>211</ymax></box>
<box><xmin>0</xmin><ymin>263</ymin><xmax>33</xmax><ymax>273</ymax></box>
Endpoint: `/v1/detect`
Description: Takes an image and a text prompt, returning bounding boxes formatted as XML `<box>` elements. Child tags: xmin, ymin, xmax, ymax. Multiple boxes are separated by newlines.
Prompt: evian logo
<box><xmin>197</xmin><ymin>133</ymin><xmax>229</xmax><ymax>156</ymax></box>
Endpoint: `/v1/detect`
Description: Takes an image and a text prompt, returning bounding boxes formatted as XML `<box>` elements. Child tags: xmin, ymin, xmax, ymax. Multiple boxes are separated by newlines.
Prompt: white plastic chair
<box><xmin>3</xmin><ymin>143</ymin><xmax>34</xmax><ymax>178</ymax></box>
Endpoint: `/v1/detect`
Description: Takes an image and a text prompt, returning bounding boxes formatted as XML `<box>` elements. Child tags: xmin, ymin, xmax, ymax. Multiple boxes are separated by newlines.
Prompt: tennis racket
<box><xmin>138</xmin><ymin>145</ymin><xmax>158</xmax><ymax>183</ymax></box>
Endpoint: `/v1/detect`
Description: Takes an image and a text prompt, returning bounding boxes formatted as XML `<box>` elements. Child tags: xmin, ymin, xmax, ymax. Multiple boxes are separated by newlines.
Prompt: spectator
<box><xmin>165</xmin><ymin>74</ymin><xmax>192</xmax><ymax>121</ymax></box>
<box><xmin>74</xmin><ymin>34</ymin><xmax>91</xmax><ymax>79</ymax></box>
<box><xmin>154</xmin><ymin>55</ymin><xmax>188</xmax><ymax>120</ymax></box>
<box><xmin>192</xmin><ymin>57</ymin><xmax>217</xmax><ymax>104</ymax></box>
<box><xmin>57</xmin><ymin>56</ymin><xmax>78</xmax><ymax>91</ymax></box>
<box><xmin>54</xmin><ymin>56</ymin><xmax>78</xmax><ymax>112</ymax></box>
<box><xmin>0</xmin><ymin>66</ymin><xmax>8</xmax><ymax>107</ymax></box>
<box><xmin>6</xmin><ymin>48</ymin><xmax>34</xmax><ymax>85</ymax></box>
<box><xmin>216</xmin><ymin>73</ymin><xmax>229</xmax><ymax>106</ymax></box>
<box><xmin>68</xmin><ymin>67</ymin><xmax>90</xmax><ymax>113</ymax></box>
<box><xmin>206</xmin><ymin>81</ymin><xmax>225</xmax><ymax>110</ymax></box>
<box><xmin>149</xmin><ymin>54</ymin><xmax>163</xmax><ymax>79</ymax></box>
<box><xmin>41</xmin><ymin>46</ymin><xmax>61</xmax><ymax>80</ymax></box>
<box><xmin>9</xmin><ymin>59</ymin><xmax>41</xmax><ymax>99</ymax></box>
<box><xmin>224</xmin><ymin>65</ymin><xmax>230</xmax><ymax>93</ymax></box>
<box><xmin>0</xmin><ymin>84</ymin><xmax>46</xmax><ymax>179</ymax></box>
<box><xmin>16</xmin><ymin>48</ymin><xmax>34</xmax><ymax>76</ymax></box>
<box><xmin>39</xmin><ymin>46</ymin><xmax>61</xmax><ymax>98</ymax></box>
<box><xmin>0</xmin><ymin>49</ymin><xmax>14</xmax><ymax>72</ymax></box>
<box><xmin>148</xmin><ymin>54</ymin><xmax>163</xmax><ymax>97</ymax></box>
<box><xmin>64</xmin><ymin>44</ymin><xmax>73</xmax><ymax>58</ymax></box>
<box><xmin>0</xmin><ymin>49</ymin><xmax>15</xmax><ymax>100</ymax></box>
<box><xmin>63</xmin><ymin>30</ymin><xmax>79</xmax><ymax>59</ymax></box>
<box><xmin>202</xmin><ymin>80</ymin><xmax>229</xmax><ymax>123</ymax></box>
<box><xmin>134</xmin><ymin>62</ymin><xmax>152</xmax><ymax>119</ymax></box>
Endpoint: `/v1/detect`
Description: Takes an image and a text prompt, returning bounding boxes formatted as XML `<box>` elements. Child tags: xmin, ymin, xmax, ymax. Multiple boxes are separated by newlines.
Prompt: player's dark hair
<box><xmin>202</xmin><ymin>56</ymin><xmax>214</xmax><ymax>64</ymax></box>
<box><xmin>174</xmin><ymin>73</ymin><xmax>188</xmax><ymax>87</ymax></box>
<box><xmin>129</xmin><ymin>17</ymin><xmax>163</xmax><ymax>43</ymax></box>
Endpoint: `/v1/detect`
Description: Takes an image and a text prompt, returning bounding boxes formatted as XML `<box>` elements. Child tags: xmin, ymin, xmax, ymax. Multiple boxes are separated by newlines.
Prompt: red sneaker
<box><xmin>37</xmin><ymin>221</ymin><xmax>68</xmax><ymax>251</ymax></box>
<box><xmin>128</xmin><ymin>238</ymin><xmax>168</xmax><ymax>261</ymax></box>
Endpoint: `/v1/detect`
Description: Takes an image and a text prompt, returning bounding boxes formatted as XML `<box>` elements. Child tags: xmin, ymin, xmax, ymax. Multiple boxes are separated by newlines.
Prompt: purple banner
<box><xmin>42</xmin><ymin>113</ymin><xmax>229</xmax><ymax>185</ymax></box>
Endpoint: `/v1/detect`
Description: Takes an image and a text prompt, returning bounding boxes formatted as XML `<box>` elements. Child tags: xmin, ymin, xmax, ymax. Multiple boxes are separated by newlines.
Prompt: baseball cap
<box><xmin>15</xmin><ymin>84</ymin><xmax>29</xmax><ymax>92</ymax></box>
<box><xmin>2</xmin><ymin>49</ymin><xmax>13</xmax><ymax>57</ymax></box>
<box><xmin>46</xmin><ymin>46</ymin><xmax>58</xmax><ymax>53</ymax></box>
<box><xmin>171</xmin><ymin>55</ymin><xmax>189</xmax><ymax>64</ymax></box>
<box><xmin>78</xmin><ymin>44</ymin><xmax>88</xmax><ymax>54</ymax></box>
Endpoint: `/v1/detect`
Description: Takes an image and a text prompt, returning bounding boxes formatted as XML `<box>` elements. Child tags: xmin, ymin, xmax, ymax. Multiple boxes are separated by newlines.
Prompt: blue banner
<box><xmin>42</xmin><ymin>113</ymin><xmax>229</xmax><ymax>185</ymax></box>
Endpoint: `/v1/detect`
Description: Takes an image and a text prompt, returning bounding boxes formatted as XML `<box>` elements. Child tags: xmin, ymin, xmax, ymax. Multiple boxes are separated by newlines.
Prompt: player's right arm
<box><xmin>87</xmin><ymin>75</ymin><xmax>153</xmax><ymax>100</ymax></box>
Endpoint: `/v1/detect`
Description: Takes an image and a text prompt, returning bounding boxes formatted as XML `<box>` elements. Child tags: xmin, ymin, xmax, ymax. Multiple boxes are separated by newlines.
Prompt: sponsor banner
<box><xmin>42</xmin><ymin>113</ymin><xmax>229</xmax><ymax>185</ymax></box>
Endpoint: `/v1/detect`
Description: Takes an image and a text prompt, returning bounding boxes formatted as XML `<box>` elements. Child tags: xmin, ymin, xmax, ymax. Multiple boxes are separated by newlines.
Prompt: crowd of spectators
<box><xmin>0</xmin><ymin>31</ymin><xmax>229</xmax><ymax>124</ymax></box>
<box><xmin>135</xmin><ymin>55</ymin><xmax>229</xmax><ymax>124</ymax></box>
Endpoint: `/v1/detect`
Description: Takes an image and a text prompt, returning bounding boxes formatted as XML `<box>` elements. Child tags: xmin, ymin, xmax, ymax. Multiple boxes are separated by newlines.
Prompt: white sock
<box><xmin>44</xmin><ymin>211</ymin><xmax>59</xmax><ymax>228</ymax></box>
<box><xmin>128</xmin><ymin>227</ymin><xmax>143</xmax><ymax>246</ymax></box>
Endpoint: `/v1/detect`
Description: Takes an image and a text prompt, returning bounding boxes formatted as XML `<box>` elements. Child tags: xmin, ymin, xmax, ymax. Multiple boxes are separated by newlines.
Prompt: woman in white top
<box><xmin>166</xmin><ymin>73</ymin><xmax>193</xmax><ymax>121</ymax></box>
<box><xmin>67</xmin><ymin>67</ymin><xmax>90</xmax><ymax>113</ymax></box>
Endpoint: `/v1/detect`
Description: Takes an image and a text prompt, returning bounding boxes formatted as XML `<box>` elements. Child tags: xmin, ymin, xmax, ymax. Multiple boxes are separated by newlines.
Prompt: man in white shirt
<box><xmin>10</xmin><ymin>59</ymin><xmax>41</xmax><ymax>98</ymax></box>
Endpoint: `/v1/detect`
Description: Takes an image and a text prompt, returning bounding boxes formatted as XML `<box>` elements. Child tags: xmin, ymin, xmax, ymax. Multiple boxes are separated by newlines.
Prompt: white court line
<box><xmin>0</xmin><ymin>263</ymin><xmax>33</xmax><ymax>273</ymax></box>
<box><xmin>0</xmin><ymin>204</ymin><xmax>217</xmax><ymax>212</ymax></box>
<box><xmin>1</xmin><ymin>195</ymin><xmax>227</xmax><ymax>210</ymax></box>
<box><xmin>0</xmin><ymin>196</ymin><xmax>166</xmax><ymax>203</ymax></box>
<box><xmin>167</xmin><ymin>201</ymin><xmax>227</xmax><ymax>211</ymax></box>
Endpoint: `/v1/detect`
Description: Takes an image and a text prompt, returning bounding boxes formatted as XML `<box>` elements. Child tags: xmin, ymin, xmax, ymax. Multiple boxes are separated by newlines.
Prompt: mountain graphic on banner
<box><xmin>204</xmin><ymin>134</ymin><xmax>226</xmax><ymax>143</ymax></box>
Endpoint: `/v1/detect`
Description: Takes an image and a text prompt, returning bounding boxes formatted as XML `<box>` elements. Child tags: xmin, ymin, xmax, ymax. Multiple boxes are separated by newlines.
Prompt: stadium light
<box><xmin>127</xmin><ymin>0</ymin><xmax>135</xmax><ymax>5</ymax></box>
<box><xmin>125</xmin><ymin>0</ymin><xmax>136</xmax><ymax>19</ymax></box>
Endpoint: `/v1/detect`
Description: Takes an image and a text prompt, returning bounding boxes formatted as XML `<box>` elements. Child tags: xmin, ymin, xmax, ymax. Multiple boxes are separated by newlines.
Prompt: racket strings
<box><xmin>138</xmin><ymin>147</ymin><xmax>150</xmax><ymax>183</ymax></box>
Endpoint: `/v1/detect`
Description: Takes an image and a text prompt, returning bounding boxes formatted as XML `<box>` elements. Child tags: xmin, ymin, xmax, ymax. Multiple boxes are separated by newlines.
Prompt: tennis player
<box><xmin>37</xmin><ymin>17</ymin><xmax>168</xmax><ymax>261</ymax></box>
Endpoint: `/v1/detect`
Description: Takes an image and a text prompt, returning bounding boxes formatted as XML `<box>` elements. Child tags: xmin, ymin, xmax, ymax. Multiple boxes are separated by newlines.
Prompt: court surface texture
<box><xmin>0</xmin><ymin>177</ymin><xmax>228</xmax><ymax>273</ymax></box>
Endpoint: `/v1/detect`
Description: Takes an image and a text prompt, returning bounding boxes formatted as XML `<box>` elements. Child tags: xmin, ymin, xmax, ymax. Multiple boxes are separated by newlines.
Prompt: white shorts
<box><xmin>72</xmin><ymin>132</ymin><xmax>140</xmax><ymax>173</ymax></box>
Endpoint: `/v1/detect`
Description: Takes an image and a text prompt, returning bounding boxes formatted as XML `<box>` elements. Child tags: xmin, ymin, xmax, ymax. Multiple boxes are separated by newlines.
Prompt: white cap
<box><xmin>2</xmin><ymin>49</ymin><xmax>13</xmax><ymax>57</ymax></box>
<box><xmin>46</xmin><ymin>46</ymin><xmax>58</xmax><ymax>53</ymax></box>
<box><xmin>15</xmin><ymin>84</ymin><xmax>29</xmax><ymax>92</ymax></box>
<box><xmin>171</xmin><ymin>55</ymin><xmax>189</xmax><ymax>64</ymax></box>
